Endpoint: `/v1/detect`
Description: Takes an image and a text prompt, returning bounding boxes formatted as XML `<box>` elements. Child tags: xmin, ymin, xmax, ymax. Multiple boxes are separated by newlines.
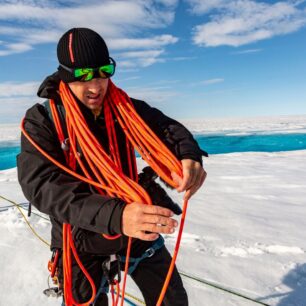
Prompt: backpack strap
<box><xmin>42</xmin><ymin>100</ymin><xmax>68</xmax><ymax>142</ymax></box>
<box><xmin>42</xmin><ymin>99</ymin><xmax>75</xmax><ymax>169</ymax></box>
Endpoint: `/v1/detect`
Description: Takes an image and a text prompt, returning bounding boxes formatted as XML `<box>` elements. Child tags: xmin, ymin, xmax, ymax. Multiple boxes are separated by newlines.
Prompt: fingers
<box><xmin>142</xmin><ymin>204</ymin><xmax>174</xmax><ymax>217</ymax></box>
<box><xmin>177</xmin><ymin>160</ymin><xmax>199</xmax><ymax>192</ymax></box>
<box><xmin>176</xmin><ymin>161</ymin><xmax>192</xmax><ymax>192</ymax></box>
<box><xmin>121</xmin><ymin>202</ymin><xmax>178</xmax><ymax>241</ymax></box>
<box><xmin>142</xmin><ymin>213</ymin><xmax>178</xmax><ymax>227</ymax></box>
<box><xmin>141</xmin><ymin>223</ymin><xmax>176</xmax><ymax>234</ymax></box>
<box><xmin>184</xmin><ymin>168</ymin><xmax>207</xmax><ymax>200</ymax></box>
<box><xmin>172</xmin><ymin>160</ymin><xmax>207</xmax><ymax>200</ymax></box>
<box><xmin>171</xmin><ymin>171</ymin><xmax>182</xmax><ymax>188</ymax></box>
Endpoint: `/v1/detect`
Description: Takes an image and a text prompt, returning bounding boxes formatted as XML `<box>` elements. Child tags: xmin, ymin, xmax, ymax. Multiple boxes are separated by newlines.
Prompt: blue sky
<box><xmin>0</xmin><ymin>0</ymin><xmax>305</xmax><ymax>123</ymax></box>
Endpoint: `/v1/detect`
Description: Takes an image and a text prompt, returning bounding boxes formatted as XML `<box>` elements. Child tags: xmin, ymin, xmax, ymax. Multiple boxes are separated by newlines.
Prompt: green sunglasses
<box><xmin>59</xmin><ymin>57</ymin><xmax>116</xmax><ymax>81</ymax></box>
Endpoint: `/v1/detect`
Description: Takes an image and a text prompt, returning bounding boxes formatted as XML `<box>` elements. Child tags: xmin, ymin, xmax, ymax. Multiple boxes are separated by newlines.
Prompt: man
<box><xmin>17</xmin><ymin>28</ymin><xmax>207</xmax><ymax>306</ymax></box>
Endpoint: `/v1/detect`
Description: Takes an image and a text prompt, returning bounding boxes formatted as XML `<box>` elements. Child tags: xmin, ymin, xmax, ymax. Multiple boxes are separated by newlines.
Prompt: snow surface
<box><xmin>180</xmin><ymin>115</ymin><xmax>306</xmax><ymax>135</ymax></box>
<box><xmin>1</xmin><ymin>150</ymin><xmax>306</xmax><ymax>306</ymax></box>
<box><xmin>0</xmin><ymin>124</ymin><xmax>20</xmax><ymax>143</ymax></box>
<box><xmin>1</xmin><ymin>114</ymin><xmax>306</xmax><ymax>142</ymax></box>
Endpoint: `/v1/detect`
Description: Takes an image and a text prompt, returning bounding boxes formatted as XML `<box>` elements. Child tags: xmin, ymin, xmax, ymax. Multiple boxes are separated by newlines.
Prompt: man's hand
<box><xmin>122</xmin><ymin>202</ymin><xmax>178</xmax><ymax>241</ymax></box>
<box><xmin>172</xmin><ymin>159</ymin><xmax>207</xmax><ymax>200</ymax></box>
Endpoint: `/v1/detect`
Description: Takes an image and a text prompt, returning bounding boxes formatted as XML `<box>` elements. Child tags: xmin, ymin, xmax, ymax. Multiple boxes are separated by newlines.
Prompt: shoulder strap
<box><xmin>42</xmin><ymin>99</ymin><xmax>68</xmax><ymax>140</ymax></box>
<box><xmin>42</xmin><ymin>99</ymin><xmax>76</xmax><ymax>169</ymax></box>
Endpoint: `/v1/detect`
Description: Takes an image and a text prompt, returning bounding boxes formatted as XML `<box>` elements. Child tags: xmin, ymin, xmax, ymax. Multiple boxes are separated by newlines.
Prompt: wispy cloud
<box><xmin>0</xmin><ymin>82</ymin><xmax>39</xmax><ymax>97</ymax></box>
<box><xmin>117</xmin><ymin>76</ymin><xmax>141</xmax><ymax>82</ymax></box>
<box><xmin>0</xmin><ymin>96</ymin><xmax>40</xmax><ymax>123</ymax></box>
<box><xmin>201</xmin><ymin>78</ymin><xmax>224</xmax><ymax>85</ymax></box>
<box><xmin>117</xmin><ymin>50</ymin><xmax>165</xmax><ymax>58</ymax></box>
<box><xmin>125</xmin><ymin>85</ymin><xmax>179</xmax><ymax>103</ymax></box>
<box><xmin>109</xmin><ymin>35</ymin><xmax>178</xmax><ymax>50</ymax></box>
<box><xmin>0</xmin><ymin>42</ymin><xmax>32</xmax><ymax>56</ymax></box>
<box><xmin>232</xmin><ymin>48</ymin><xmax>262</xmax><ymax>54</ymax></box>
<box><xmin>187</xmin><ymin>0</ymin><xmax>306</xmax><ymax>47</ymax></box>
<box><xmin>0</xmin><ymin>0</ymin><xmax>178</xmax><ymax>66</ymax></box>
<box><xmin>116</xmin><ymin>49</ymin><xmax>167</xmax><ymax>68</ymax></box>
<box><xmin>170</xmin><ymin>56</ymin><xmax>197</xmax><ymax>61</ymax></box>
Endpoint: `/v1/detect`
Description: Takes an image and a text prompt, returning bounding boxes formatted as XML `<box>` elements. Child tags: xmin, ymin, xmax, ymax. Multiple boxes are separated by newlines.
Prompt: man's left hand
<box><xmin>171</xmin><ymin>159</ymin><xmax>207</xmax><ymax>200</ymax></box>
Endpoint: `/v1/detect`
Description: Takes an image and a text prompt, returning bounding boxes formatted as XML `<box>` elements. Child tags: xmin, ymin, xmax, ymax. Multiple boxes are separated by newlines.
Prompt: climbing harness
<box><xmin>21</xmin><ymin>80</ymin><xmax>186</xmax><ymax>306</ymax></box>
<box><xmin>94</xmin><ymin>235</ymin><xmax>165</xmax><ymax>302</ymax></box>
<box><xmin>93</xmin><ymin>254</ymin><xmax>122</xmax><ymax>306</ymax></box>
<box><xmin>43</xmin><ymin>249</ymin><xmax>63</xmax><ymax>298</ymax></box>
<box><xmin>120</xmin><ymin>235</ymin><xmax>165</xmax><ymax>275</ymax></box>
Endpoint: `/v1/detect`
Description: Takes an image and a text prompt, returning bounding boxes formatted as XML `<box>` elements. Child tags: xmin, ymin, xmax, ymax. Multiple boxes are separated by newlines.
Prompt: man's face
<box><xmin>68</xmin><ymin>78</ymin><xmax>109</xmax><ymax>111</ymax></box>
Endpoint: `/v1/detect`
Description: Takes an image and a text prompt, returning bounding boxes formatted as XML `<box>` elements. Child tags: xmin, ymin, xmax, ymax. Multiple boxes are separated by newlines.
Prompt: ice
<box><xmin>180</xmin><ymin>115</ymin><xmax>306</xmax><ymax>135</ymax></box>
<box><xmin>0</xmin><ymin>149</ymin><xmax>306</xmax><ymax>305</ymax></box>
<box><xmin>2</xmin><ymin>114</ymin><xmax>306</xmax><ymax>143</ymax></box>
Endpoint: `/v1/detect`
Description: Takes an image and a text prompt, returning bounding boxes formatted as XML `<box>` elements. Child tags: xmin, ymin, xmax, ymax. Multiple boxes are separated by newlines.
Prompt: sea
<box><xmin>1</xmin><ymin>133</ymin><xmax>306</xmax><ymax>171</ymax></box>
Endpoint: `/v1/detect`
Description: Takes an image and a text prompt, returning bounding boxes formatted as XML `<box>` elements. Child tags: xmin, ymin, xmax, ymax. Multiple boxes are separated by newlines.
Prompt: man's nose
<box><xmin>87</xmin><ymin>79</ymin><xmax>101</xmax><ymax>92</ymax></box>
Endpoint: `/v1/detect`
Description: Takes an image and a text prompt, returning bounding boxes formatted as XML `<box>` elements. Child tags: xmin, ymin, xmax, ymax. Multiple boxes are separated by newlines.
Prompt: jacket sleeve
<box><xmin>132</xmin><ymin>98</ymin><xmax>208</xmax><ymax>164</ymax></box>
<box><xmin>17</xmin><ymin>103</ymin><xmax>125</xmax><ymax>235</ymax></box>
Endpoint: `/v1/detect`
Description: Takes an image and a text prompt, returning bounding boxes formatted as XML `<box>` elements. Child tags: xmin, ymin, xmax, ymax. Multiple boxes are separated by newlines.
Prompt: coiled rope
<box><xmin>21</xmin><ymin>80</ymin><xmax>186</xmax><ymax>306</ymax></box>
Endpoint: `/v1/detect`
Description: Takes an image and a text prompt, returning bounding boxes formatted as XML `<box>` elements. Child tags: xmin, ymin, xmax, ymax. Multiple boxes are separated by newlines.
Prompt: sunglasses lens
<box><xmin>72</xmin><ymin>62</ymin><xmax>115</xmax><ymax>82</ymax></box>
<box><xmin>99</xmin><ymin>64</ymin><xmax>115</xmax><ymax>78</ymax></box>
<box><xmin>74</xmin><ymin>68</ymin><xmax>94</xmax><ymax>81</ymax></box>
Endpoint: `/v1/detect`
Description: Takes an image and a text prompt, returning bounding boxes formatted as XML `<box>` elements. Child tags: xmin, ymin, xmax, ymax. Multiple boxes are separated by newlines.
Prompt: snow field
<box><xmin>0</xmin><ymin>150</ymin><xmax>306</xmax><ymax>305</ymax></box>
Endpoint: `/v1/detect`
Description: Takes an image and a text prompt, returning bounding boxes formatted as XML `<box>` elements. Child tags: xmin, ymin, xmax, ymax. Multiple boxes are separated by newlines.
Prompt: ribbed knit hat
<box><xmin>57</xmin><ymin>28</ymin><xmax>110</xmax><ymax>82</ymax></box>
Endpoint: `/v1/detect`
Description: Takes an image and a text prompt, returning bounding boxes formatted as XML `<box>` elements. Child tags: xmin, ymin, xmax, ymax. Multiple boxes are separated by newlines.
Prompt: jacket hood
<box><xmin>37</xmin><ymin>71</ymin><xmax>61</xmax><ymax>100</ymax></box>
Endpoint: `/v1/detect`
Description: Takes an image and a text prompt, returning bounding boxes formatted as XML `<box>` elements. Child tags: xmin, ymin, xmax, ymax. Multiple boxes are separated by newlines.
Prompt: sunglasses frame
<box><xmin>59</xmin><ymin>57</ymin><xmax>116</xmax><ymax>81</ymax></box>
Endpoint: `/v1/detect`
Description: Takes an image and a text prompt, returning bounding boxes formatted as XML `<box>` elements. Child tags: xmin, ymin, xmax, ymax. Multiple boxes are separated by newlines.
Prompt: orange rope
<box><xmin>21</xmin><ymin>79</ymin><xmax>188</xmax><ymax>306</ymax></box>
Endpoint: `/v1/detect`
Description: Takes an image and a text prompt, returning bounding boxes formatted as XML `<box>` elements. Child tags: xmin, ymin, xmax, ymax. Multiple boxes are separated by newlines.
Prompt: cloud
<box><xmin>201</xmin><ymin>78</ymin><xmax>224</xmax><ymax>85</ymax></box>
<box><xmin>0</xmin><ymin>95</ymin><xmax>41</xmax><ymax>123</ymax></box>
<box><xmin>125</xmin><ymin>85</ymin><xmax>179</xmax><ymax>102</ymax></box>
<box><xmin>0</xmin><ymin>82</ymin><xmax>39</xmax><ymax>97</ymax></box>
<box><xmin>187</xmin><ymin>0</ymin><xmax>306</xmax><ymax>47</ymax></box>
<box><xmin>109</xmin><ymin>35</ymin><xmax>178</xmax><ymax>50</ymax></box>
<box><xmin>117</xmin><ymin>76</ymin><xmax>141</xmax><ymax>82</ymax></box>
<box><xmin>170</xmin><ymin>56</ymin><xmax>197</xmax><ymax>61</ymax></box>
<box><xmin>232</xmin><ymin>48</ymin><xmax>262</xmax><ymax>54</ymax></box>
<box><xmin>0</xmin><ymin>42</ymin><xmax>32</xmax><ymax>56</ymax></box>
<box><xmin>155</xmin><ymin>0</ymin><xmax>179</xmax><ymax>7</ymax></box>
<box><xmin>116</xmin><ymin>49</ymin><xmax>166</xmax><ymax>68</ymax></box>
<box><xmin>0</xmin><ymin>0</ymin><xmax>178</xmax><ymax>64</ymax></box>
<box><xmin>117</xmin><ymin>50</ymin><xmax>165</xmax><ymax>59</ymax></box>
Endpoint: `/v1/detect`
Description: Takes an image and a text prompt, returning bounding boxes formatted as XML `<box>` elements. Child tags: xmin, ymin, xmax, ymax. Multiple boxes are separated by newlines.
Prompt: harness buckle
<box><xmin>102</xmin><ymin>254</ymin><xmax>121</xmax><ymax>285</ymax></box>
<box><xmin>61</xmin><ymin>138</ymin><xmax>70</xmax><ymax>151</ymax></box>
<box><xmin>146</xmin><ymin>247</ymin><xmax>156</xmax><ymax>258</ymax></box>
<box><xmin>43</xmin><ymin>287</ymin><xmax>63</xmax><ymax>298</ymax></box>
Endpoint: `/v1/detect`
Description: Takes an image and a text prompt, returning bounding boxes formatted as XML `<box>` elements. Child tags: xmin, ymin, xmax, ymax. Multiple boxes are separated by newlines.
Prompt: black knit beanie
<box><xmin>57</xmin><ymin>28</ymin><xmax>110</xmax><ymax>83</ymax></box>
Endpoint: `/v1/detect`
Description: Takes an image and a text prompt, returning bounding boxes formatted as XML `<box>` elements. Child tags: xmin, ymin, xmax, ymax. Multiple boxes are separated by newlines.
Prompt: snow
<box><xmin>180</xmin><ymin>115</ymin><xmax>306</xmax><ymax>135</ymax></box>
<box><xmin>0</xmin><ymin>124</ymin><xmax>20</xmax><ymax>143</ymax></box>
<box><xmin>1</xmin><ymin>114</ymin><xmax>306</xmax><ymax>142</ymax></box>
<box><xmin>1</xmin><ymin>149</ymin><xmax>306</xmax><ymax>306</ymax></box>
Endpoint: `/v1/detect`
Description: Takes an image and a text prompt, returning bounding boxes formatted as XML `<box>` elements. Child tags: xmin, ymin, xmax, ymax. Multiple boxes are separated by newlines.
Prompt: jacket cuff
<box><xmin>92</xmin><ymin>198</ymin><xmax>126</xmax><ymax>235</ymax></box>
<box><xmin>180</xmin><ymin>149</ymin><xmax>208</xmax><ymax>166</ymax></box>
<box><xmin>108</xmin><ymin>200</ymin><xmax>126</xmax><ymax>235</ymax></box>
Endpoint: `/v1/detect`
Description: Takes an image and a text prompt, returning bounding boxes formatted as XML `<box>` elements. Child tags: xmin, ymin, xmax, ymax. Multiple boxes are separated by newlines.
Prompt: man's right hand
<box><xmin>122</xmin><ymin>202</ymin><xmax>178</xmax><ymax>241</ymax></box>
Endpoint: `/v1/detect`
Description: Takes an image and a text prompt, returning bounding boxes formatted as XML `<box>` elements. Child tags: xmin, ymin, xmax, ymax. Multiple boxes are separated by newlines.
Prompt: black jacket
<box><xmin>17</xmin><ymin>72</ymin><xmax>207</xmax><ymax>254</ymax></box>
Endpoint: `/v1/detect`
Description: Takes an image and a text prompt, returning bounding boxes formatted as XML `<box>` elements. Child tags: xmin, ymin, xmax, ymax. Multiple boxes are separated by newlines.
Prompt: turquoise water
<box><xmin>0</xmin><ymin>145</ymin><xmax>20</xmax><ymax>170</ymax></box>
<box><xmin>1</xmin><ymin>133</ymin><xmax>306</xmax><ymax>170</ymax></box>
<box><xmin>197</xmin><ymin>133</ymin><xmax>306</xmax><ymax>154</ymax></box>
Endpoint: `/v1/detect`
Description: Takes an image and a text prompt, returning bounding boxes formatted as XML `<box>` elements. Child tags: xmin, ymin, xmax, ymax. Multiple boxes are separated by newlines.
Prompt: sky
<box><xmin>0</xmin><ymin>0</ymin><xmax>306</xmax><ymax>123</ymax></box>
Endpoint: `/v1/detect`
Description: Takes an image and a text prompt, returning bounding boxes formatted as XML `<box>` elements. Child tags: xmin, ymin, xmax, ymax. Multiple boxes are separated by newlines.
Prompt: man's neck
<box><xmin>92</xmin><ymin>107</ymin><xmax>102</xmax><ymax>119</ymax></box>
